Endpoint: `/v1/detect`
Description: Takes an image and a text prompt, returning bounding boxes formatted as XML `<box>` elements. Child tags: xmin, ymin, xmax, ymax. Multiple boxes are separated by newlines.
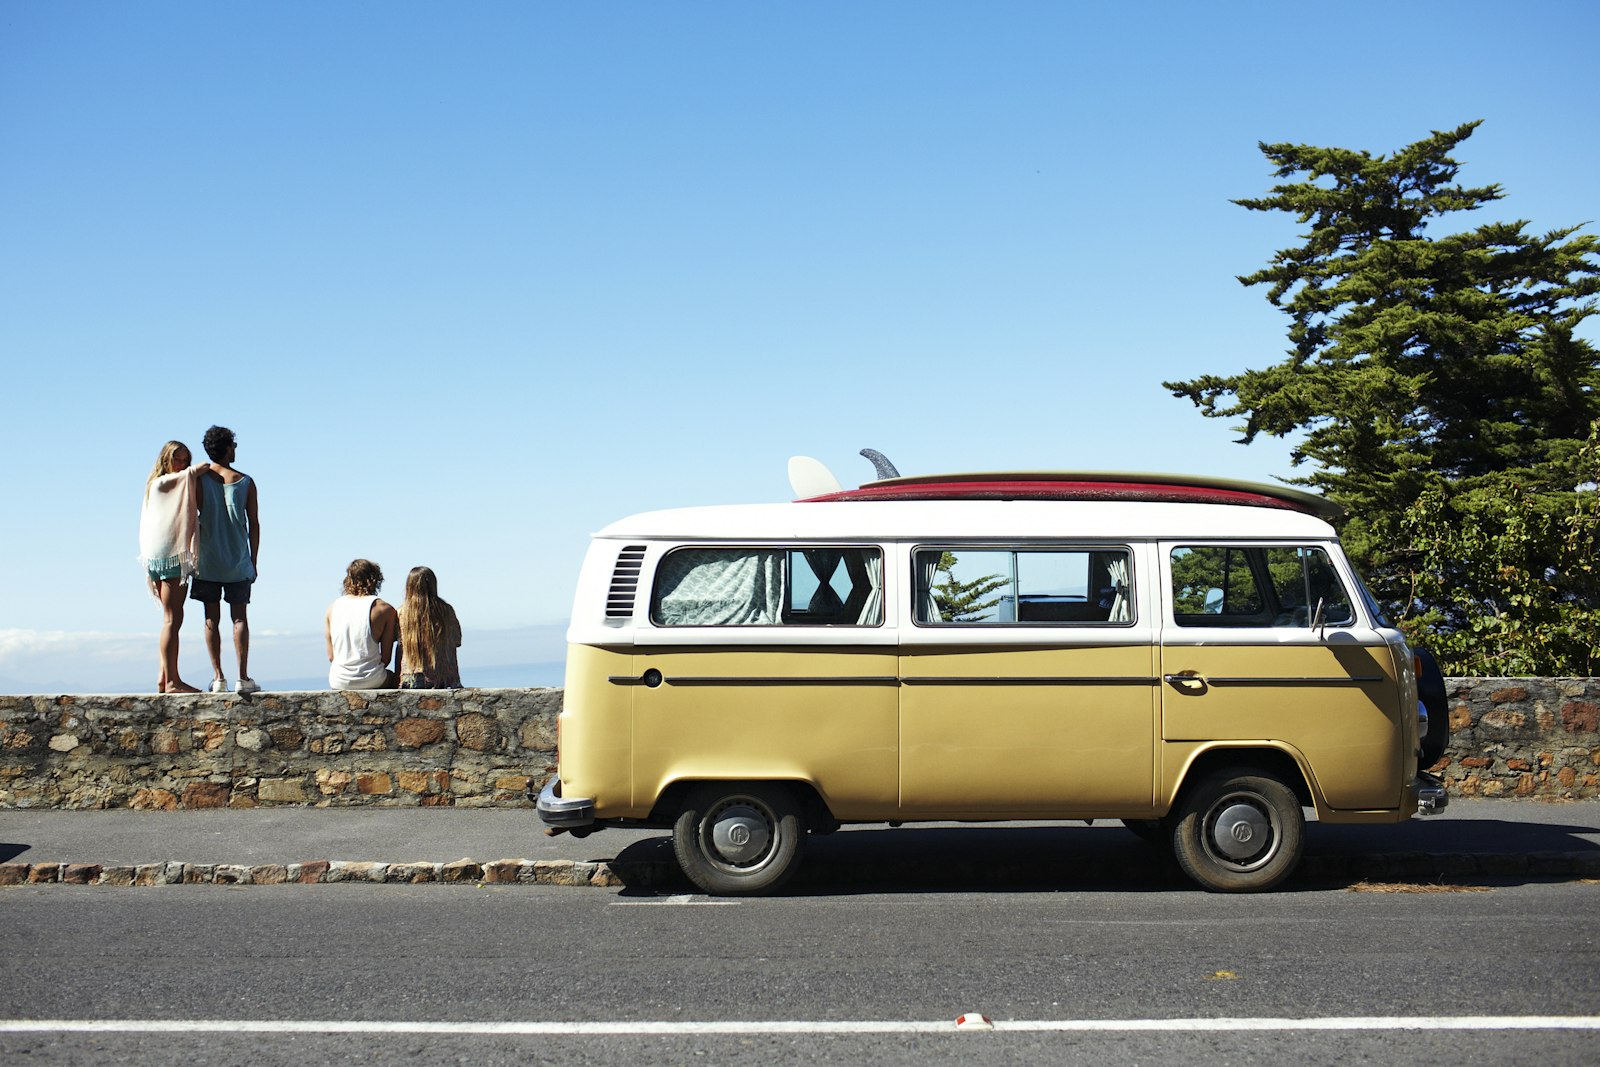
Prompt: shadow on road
<box><xmin>605</xmin><ymin>816</ymin><xmax>1600</xmax><ymax>896</ymax></box>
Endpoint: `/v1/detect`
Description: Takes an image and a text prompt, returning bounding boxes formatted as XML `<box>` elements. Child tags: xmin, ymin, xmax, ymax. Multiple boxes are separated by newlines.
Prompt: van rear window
<box><xmin>913</xmin><ymin>548</ymin><xmax>1133</xmax><ymax>625</ymax></box>
<box><xmin>651</xmin><ymin>547</ymin><xmax>883</xmax><ymax>626</ymax></box>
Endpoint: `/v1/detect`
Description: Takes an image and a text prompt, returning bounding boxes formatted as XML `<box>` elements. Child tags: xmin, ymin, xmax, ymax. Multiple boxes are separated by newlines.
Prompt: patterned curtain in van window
<box><xmin>654</xmin><ymin>549</ymin><xmax>784</xmax><ymax>626</ymax></box>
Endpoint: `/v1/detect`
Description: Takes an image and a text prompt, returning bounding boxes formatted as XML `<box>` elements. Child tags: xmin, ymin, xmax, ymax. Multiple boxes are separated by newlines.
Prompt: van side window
<box><xmin>651</xmin><ymin>547</ymin><xmax>883</xmax><ymax>626</ymax></box>
<box><xmin>913</xmin><ymin>548</ymin><xmax>1133</xmax><ymax>625</ymax></box>
<box><xmin>1171</xmin><ymin>546</ymin><xmax>1354</xmax><ymax>628</ymax></box>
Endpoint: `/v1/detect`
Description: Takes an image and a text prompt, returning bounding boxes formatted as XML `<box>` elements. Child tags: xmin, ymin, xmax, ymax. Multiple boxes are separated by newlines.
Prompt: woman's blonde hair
<box><xmin>401</xmin><ymin>566</ymin><xmax>456</xmax><ymax>675</ymax></box>
<box><xmin>145</xmin><ymin>441</ymin><xmax>189</xmax><ymax>498</ymax></box>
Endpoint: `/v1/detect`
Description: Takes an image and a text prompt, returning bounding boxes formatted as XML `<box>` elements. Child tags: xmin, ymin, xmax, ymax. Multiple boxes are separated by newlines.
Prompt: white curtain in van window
<box><xmin>1107</xmin><ymin>556</ymin><xmax>1130</xmax><ymax>623</ymax></box>
<box><xmin>655</xmin><ymin>549</ymin><xmax>783</xmax><ymax>626</ymax></box>
<box><xmin>856</xmin><ymin>551</ymin><xmax>883</xmax><ymax>625</ymax></box>
<box><xmin>917</xmin><ymin>552</ymin><xmax>942</xmax><ymax>623</ymax></box>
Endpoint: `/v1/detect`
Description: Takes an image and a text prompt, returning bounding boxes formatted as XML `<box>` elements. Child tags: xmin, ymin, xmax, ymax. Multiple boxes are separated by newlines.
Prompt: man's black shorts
<box><xmin>189</xmin><ymin>578</ymin><xmax>252</xmax><ymax>606</ymax></box>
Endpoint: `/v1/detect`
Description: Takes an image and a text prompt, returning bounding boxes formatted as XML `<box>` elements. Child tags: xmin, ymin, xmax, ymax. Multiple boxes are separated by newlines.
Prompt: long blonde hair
<box><xmin>401</xmin><ymin>566</ymin><xmax>457</xmax><ymax>674</ymax></box>
<box><xmin>145</xmin><ymin>440</ymin><xmax>189</xmax><ymax>498</ymax></box>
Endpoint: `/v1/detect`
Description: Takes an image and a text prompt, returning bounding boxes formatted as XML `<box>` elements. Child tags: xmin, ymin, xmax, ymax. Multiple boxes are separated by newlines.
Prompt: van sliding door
<box><xmin>898</xmin><ymin>545</ymin><xmax>1159</xmax><ymax>814</ymax></box>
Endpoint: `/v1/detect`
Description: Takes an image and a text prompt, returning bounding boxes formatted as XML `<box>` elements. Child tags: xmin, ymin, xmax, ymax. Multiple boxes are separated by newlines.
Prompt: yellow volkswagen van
<box><xmin>538</xmin><ymin>469</ymin><xmax>1446</xmax><ymax>894</ymax></box>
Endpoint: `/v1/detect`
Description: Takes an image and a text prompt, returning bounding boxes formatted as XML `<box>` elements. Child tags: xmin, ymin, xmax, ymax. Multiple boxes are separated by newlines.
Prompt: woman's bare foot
<box><xmin>162</xmin><ymin>681</ymin><xmax>201</xmax><ymax>694</ymax></box>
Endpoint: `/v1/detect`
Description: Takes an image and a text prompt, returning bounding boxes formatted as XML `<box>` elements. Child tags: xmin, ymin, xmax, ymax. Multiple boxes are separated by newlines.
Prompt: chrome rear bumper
<box><xmin>536</xmin><ymin>776</ymin><xmax>596</xmax><ymax>829</ymax></box>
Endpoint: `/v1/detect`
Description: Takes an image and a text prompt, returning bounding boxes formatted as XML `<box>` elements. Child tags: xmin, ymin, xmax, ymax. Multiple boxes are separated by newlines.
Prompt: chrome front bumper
<box><xmin>536</xmin><ymin>776</ymin><xmax>596</xmax><ymax>829</ymax></box>
<box><xmin>1415</xmin><ymin>773</ymin><xmax>1448</xmax><ymax>816</ymax></box>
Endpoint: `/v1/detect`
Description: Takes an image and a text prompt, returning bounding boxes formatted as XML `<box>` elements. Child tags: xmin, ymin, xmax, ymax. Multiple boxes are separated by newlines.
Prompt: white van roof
<box><xmin>596</xmin><ymin>498</ymin><xmax>1337</xmax><ymax>542</ymax></box>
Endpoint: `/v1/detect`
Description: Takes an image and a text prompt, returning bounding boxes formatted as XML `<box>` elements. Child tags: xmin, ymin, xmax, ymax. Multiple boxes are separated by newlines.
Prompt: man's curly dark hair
<box><xmin>202</xmin><ymin>425</ymin><xmax>235</xmax><ymax>462</ymax></box>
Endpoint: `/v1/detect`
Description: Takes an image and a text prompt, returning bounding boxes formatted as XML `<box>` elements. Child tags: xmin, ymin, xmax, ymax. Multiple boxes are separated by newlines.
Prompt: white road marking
<box><xmin>1</xmin><ymin>1017</ymin><xmax>1597</xmax><ymax>1035</ymax></box>
<box><xmin>610</xmin><ymin>894</ymin><xmax>740</xmax><ymax>906</ymax></box>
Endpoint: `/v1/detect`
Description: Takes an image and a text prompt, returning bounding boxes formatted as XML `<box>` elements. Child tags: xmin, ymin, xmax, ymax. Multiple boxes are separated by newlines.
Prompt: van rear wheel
<box><xmin>1172</xmin><ymin>770</ymin><xmax>1303</xmax><ymax>892</ymax></box>
<box><xmin>673</xmin><ymin>784</ymin><xmax>805</xmax><ymax>896</ymax></box>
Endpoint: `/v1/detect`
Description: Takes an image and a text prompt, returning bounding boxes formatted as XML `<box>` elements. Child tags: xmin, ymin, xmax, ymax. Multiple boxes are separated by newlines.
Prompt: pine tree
<box><xmin>1167</xmin><ymin>122</ymin><xmax>1600</xmax><ymax>673</ymax></box>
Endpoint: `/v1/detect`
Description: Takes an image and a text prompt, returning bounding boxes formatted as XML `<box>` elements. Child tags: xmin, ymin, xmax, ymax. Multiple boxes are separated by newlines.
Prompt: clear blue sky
<box><xmin>3</xmin><ymin>1</ymin><xmax>1596</xmax><ymax>692</ymax></box>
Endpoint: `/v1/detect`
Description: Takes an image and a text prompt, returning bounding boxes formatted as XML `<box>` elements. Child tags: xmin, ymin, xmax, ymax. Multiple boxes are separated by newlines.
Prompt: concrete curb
<box><xmin>3</xmin><ymin>851</ymin><xmax>1598</xmax><ymax>888</ymax></box>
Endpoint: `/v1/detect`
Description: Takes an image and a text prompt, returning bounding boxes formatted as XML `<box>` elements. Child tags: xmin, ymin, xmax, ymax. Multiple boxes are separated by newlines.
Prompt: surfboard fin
<box><xmin>860</xmin><ymin>448</ymin><xmax>900</xmax><ymax>480</ymax></box>
<box><xmin>787</xmin><ymin>456</ymin><xmax>843</xmax><ymax>499</ymax></box>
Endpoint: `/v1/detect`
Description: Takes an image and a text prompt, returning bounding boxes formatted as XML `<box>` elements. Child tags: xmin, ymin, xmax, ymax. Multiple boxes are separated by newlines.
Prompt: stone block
<box><xmin>134</xmin><ymin>863</ymin><xmax>185</xmax><ymax>886</ymax></box>
<box><xmin>0</xmin><ymin>864</ymin><xmax>28</xmax><ymax>885</ymax></box>
<box><xmin>1</xmin><ymin>728</ymin><xmax>38</xmax><ymax>751</ymax></box>
<box><xmin>61</xmin><ymin>864</ymin><xmax>100</xmax><ymax>884</ymax></box>
<box><xmin>193</xmin><ymin>721</ymin><xmax>226</xmax><ymax>751</ymax></box>
<box><xmin>387</xmin><ymin>863</ymin><xmax>437</xmax><ymax>883</ymax></box>
<box><xmin>356</xmin><ymin>772</ymin><xmax>393</xmax><ymax>795</ymax></box>
<box><xmin>395</xmin><ymin>718</ymin><xmax>447</xmax><ymax>747</ymax></box>
<box><xmin>48</xmin><ymin>734</ymin><xmax>80</xmax><ymax>753</ymax></box>
<box><xmin>259</xmin><ymin>778</ymin><xmax>307</xmax><ymax>803</ymax></box>
<box><xmin>1561</xmin><ymin>701</ymin><xmax>1599</xmax><ymax>733</ymax></box>
<box><xmin>27</xmin><ymin>863</ymin><xmax>60</xmax><ymax>883</ymax></box>
<box><xmin>590</xmin><ymin>864</ymin><xmax>624</xmax><ymax>888</ymax></box>
<box><xmin>182</xmin><ymin>782</ymin><xmax>230</xmax><ymax>809</ymax></box>
<box><xmin>268</xmin><ymin>726</ymin><xmax>305</xmax><ymax>750</ymax></box>
<box><xmin>293</xmin><ymin>860</ymin><xmax>331</xmax><ymax>884</ymax></box>
<box><xmin>1490</xmin><ymin>687</ymin><xmax>1528</xmax><ymax>704</ymax></box>
<box><xmin>244</xmin><ymin>864</ymin><xmax>285</xmax><ymax>885</ymax></box>
<box><xmin>483</xmin><ymin>860</ymin><xmax>522</xmax><ymax>884</ymax></box>
<box><xmin>235</xmin><ymin>729</ymin><xmax>271</xmax><ymax>752</ymax></box>
<box><xmin>182</xmin><ymin>864</ymin><xmax>217</xmax><ymax>883</ymax></box>
<box><xmin>455</xmin><ymin>713</ymin><xmax>500</xmax><ymax>752</ymax></box>
<box><xmin>129</xmin><ymin>788</ymin><xmax>180</xmax><ymax>811</ymax></box>
<box><xmin>441</xmin><ymin>859</ymin><xmax>483</xmax><ymax>883</ymax></box>
<box><xmin>96</xmin><ymin>866</ymin><xmax>136</xmax><ymax>887</ymax></box>
<box><xmin>316</xmin><ymin>769</ymin><xmax>352</xmax><ymax>796</ymax></box>
<box><xmin>150</xmin><ymin>729</ymin><xmax>181</xmax><ymax>754</ymax></box>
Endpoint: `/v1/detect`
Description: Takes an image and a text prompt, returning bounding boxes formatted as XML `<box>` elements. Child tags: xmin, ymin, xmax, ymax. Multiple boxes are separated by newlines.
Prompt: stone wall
<box><xmin>1430</xmin><ymin>678</ymin><xmax>1600</xmax><ymax>799</ymax></box>
<box><xmin>0</xmin><ymin>689</ymin><xmax>558</xmax><ymax>810</ymax></box>
<box><xmin>1</xmin><ymin>678</ymin><xmax>1597</xmax><ymax>809</ymax></box>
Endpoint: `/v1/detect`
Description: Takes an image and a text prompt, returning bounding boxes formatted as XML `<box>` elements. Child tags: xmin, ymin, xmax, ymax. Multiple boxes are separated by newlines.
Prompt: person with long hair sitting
<box><xmin>398</xmin><ymin>566</ymin><xmax>462</xmax><ymax>689</ymax></box>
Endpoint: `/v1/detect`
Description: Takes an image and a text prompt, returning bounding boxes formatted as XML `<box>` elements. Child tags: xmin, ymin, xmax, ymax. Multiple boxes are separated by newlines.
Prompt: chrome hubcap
<box><xmin>707</xmin><ymin>802</ymin><xmax>772</xmax><ymax>866</ymax></box>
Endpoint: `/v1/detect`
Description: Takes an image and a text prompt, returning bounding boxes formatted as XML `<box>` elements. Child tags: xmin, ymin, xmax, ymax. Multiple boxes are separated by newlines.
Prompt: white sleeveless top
<box><xmin>328</xmin><ymin>595</ymin><xmax>385</xmax><ymax>689</ymax></box>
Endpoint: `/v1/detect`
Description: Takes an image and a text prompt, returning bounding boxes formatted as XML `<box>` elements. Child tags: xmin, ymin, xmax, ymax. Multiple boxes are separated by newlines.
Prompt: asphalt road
<box><xmin>3</xmin><ymin>877</ymin><xmax>1597</xmax><ymax>1065</ymax></box>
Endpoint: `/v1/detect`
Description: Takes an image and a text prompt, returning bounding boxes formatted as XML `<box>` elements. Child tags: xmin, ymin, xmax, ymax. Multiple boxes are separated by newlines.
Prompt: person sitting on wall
<box><xmin>325</xmin><ymin>559</ymin><xmax>399</xmax><ymax>690</ymax></box>
<box><xmin>398</xmin><ymin>566</ymin><xmax>463</xmax><ymax>689</ymax></box>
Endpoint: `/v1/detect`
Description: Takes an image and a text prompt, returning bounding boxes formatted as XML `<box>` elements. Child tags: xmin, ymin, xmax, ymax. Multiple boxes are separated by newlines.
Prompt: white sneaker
<box><xmin>208</xmin><ymin>679</ymin><xmax>228</xmax><ymax>693</ymax></box>
<box><xmin>236</xmin><ymin>677</ymin><xmax>261</xmax><ymax>694</ymax></box>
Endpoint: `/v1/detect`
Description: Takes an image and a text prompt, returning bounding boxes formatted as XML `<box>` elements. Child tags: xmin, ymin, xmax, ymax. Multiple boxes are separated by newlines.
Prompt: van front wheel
<box><xmin>1172</xmin><ymin>770</ymin><xmax>1303</xmax><ymax>893</ymax></box>
<box><xmin>673</xmin><ymin>784</ymin><xmax>805</xmax><ymax>896</ymax></box>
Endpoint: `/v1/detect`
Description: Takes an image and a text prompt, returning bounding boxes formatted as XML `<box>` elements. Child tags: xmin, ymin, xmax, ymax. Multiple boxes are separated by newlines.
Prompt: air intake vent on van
<box><xmin>605</xmin><ymin>546</ymin><xmax>647</xmax><ymax>618</ymax></box>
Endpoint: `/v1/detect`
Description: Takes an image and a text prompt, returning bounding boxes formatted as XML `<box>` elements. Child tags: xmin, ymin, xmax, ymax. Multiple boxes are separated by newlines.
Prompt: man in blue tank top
<box><xmin>189</xmin><ymin>425</ymin><xmax>261</xmax><ymax>694</ymax></box>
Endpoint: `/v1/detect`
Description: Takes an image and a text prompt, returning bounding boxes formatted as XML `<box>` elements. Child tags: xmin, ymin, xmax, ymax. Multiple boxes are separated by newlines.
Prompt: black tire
<box><xmin>1172</xmin><ymin>769</ymin><xmax>1304</xmax><ymax>893</ymax></box>
<box><xmin>672</xmin><ymin>783</ymin><xmax>806</xmax><ymax>896</ymax></box>
<box><xmin>1415</xmin><ymin>647</ymin><xmax>1450</xmax><ymax>768</ymax></box>
<box><xmin>1120</xmin><ymin>818</ymin><xmax>1168</xmax><ymax>845</ymax></box>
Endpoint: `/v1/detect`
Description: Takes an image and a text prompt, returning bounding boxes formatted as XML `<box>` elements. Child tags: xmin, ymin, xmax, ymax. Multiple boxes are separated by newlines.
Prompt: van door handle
<box><xmin>1163</xmin><ymin>672</ymin><xmax>1208</xmax><ymax>692</ymax></box>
